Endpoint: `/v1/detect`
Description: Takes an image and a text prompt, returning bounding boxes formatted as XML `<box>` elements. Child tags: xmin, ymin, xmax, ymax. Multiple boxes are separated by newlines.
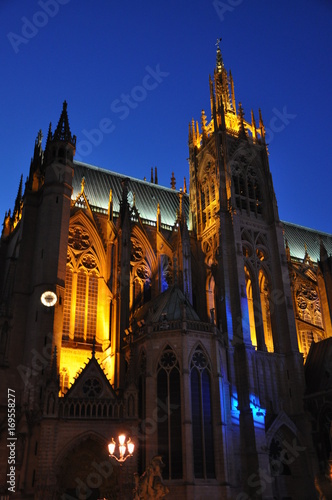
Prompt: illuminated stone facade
<box><xmin>0</xmin><ymin>47</ymin><xmax>331</xmax><ymax>499</ymax></box>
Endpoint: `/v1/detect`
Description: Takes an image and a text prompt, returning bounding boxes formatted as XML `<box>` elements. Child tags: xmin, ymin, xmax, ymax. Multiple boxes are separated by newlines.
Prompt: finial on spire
<box><xmin>238</xmin><ymin>102</ymin><xmax>247</xmax><ymax>137</ymax></box>
<box><xmin>80</xmin><ymin>176</ymin><xmax>85</xmax><ymax>194</ymax></box>
<box><xmin>92</xmin><ymin>336</ymin><xmax>96</xmax><ymax>358</ymax></box>
<box><xmin>108</xmin><ymin>188</ymin><xmax>113</xmax><ymax>221</ymax></box>
<box><xmin>171</xmin><ymin>172</ymin><xmax>176</xmax><ymax>190</ymax></box>
<box><xmin>215</xmin><ymin>37</ymin><xmax>223</xmax><ymax>73</ymax></box>
<box><xmin>259</xmin><ymin>108</ymin><xmax>265</xmax><ymax>140</ymax></box>
<box><xmin>251</xmin><ymin>109</ymin><xmax>257</xmax><ymax>140</ymax></box>
<box><xmin>157</xmin><ymin>202</ymin><xmax>161</xmax><ymax>231</ymax></box>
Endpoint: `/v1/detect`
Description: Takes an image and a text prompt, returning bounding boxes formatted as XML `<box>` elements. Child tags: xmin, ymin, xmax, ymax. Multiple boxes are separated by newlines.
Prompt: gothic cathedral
<box><xmin>1</xmin><ymin>45</ymin><xmax>331</xmax><ymax>499</ymax></box>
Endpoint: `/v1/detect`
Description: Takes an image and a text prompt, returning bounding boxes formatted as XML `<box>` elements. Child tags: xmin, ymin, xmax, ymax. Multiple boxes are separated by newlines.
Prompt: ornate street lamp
<box><xmin>108</xmin><ymin>434</ymin><xmax>134</xmax><ymax>464</ymax></box>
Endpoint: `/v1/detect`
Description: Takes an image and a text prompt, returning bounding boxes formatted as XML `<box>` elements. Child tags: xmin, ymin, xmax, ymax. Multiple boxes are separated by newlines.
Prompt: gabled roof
<box><xmin>305</xmin><ymin>337</ymin><xmax>332</xmax><ymax>395</ymax></box>
<box><xmin>64</xmin><ymin>354</ymin><xmax>117</xmax><ymax>400</ymax></box>
<box><xmin>72</xmin><ymin>161</ymin><xmax>189</xmax><ymax>228</ymax></box>
<box><xmin>282</xmin><ymin>221</ymin><xmax>332</xmax><ymax>263</ymax></box>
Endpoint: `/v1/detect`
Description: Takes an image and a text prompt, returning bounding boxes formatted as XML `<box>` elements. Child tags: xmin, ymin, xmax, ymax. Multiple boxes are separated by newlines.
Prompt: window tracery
<box><xmin>232</xmin><ymin>163</ymin><xmax>263</xmax><ymax>216</ymax></box>
<box><xmin>242</xmin><ymin>230</ymin><xmax>273</xmax><ymax>351</ymax></box>
<box><xmin>63</xmin><ymin>225</ymin><xmax>101</xmax><ymax>344</ymax></box>
<box><xmin>190</xmin><ymin>346</ymin><xmax>215</xmax><ymax>479</ymax></box>
<box><xmin>296</xmin><ymin>283</ymin><xmax>321</xmax><ymax>325</ymax></box>
<box><xmin>199</xmin><ymin>161</ymin><xmax>218</xmax><ymax>231</ymax></box>
<box><xmin>157</xmin><ymin>346</ymin><xmax>182</xmax><ymax>480</ymax></box>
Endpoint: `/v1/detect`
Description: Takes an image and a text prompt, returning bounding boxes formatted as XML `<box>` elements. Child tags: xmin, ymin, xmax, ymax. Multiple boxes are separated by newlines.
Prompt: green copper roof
<box><xmin>282</xmin><ymin>221</ymin><xmax>332</xmax><ymax>263</ymax></box>
<box><xmin>73</xmin><ymin>161</ymin><xmax>189</xmax><ymax>228</ymax></box>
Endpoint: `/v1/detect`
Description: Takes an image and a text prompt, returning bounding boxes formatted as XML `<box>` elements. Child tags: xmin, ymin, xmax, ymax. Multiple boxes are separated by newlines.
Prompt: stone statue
<box><xmin>133</xmin><ymin>456</ymin><xmax>169</xmax><ymax>499</ymax></box>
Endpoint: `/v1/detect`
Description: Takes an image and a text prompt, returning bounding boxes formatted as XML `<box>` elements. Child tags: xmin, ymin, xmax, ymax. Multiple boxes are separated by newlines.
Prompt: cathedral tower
<box><xmin>188</xmin><ymin>41</ymin><xmax>316</xmax><ymax>497</ymax></box>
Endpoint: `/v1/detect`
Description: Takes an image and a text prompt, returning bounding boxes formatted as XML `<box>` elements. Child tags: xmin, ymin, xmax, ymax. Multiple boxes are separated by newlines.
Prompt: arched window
<box><xmin>131</xmin><ymin>263</ymin><xmax>151</xmax><ymax>311</ymax></box>
<box><xmin>190</xmin><ymin>347</ymin><xmax>215</xmax><ymax>478</ymax></box>
<box><xmin>259</xmin><ymin>270</ymin><xmax>274</xmax><ymax>353</ymax></box>
<box><xmin>62</xmin><ymin>267</ymin><xmax>73</xmax><ymax>338</ymax></box>
<box><xmin>232</xmin><ymin>165</ymin><xmax>263</xmax><ymax>216</ymax></box>
<box><xmin>60</xmin><ymin>368</ymin><xmax>69</xmax><ymax>395</ymax></box>
<box><xmin>62</xmin><ymin>263</ymin><xmax>99</xmax><ymax>344</ymax></box>
<box><xmin>244</xmin><ymin>266</ymin><xmax>257</xmax><ymax>348</ymax></box>
<box><xmin>157</xmin><ymin>346</ymin><xmax>182</xmax><ymax>479</ymax></box>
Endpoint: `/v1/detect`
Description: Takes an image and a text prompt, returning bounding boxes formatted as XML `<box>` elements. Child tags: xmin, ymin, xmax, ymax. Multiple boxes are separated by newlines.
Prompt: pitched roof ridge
<box><xmin>74</xmin><ymin>161</ymin><xmax>188</xmax><ymax>194</ymax></box>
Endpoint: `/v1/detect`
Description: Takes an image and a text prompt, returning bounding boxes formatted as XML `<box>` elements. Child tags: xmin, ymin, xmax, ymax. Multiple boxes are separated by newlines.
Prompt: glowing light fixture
<box><xmin>108</xmin><ymin>434</ymin><xmax>134</xmax><ymax>464</ymax></box>
<box><xmin>40</xmin><ymin>291</ymin><xmax>57</xmax><ymax>307</ymax></box>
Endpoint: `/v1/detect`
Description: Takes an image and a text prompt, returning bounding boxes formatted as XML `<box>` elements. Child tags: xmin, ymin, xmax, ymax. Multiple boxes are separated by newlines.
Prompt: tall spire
<box><xmin>216</xmin><ymin>37</ymin><xmax>223</xmax><ymax>73</ymax></box>
<box><xmin>28</xmin><ymin>130</ymin><xmax>44</xmax><ymax>190</ymax></box>
<box><xmin>53</xmin><ymin>100</ymin><xmax>76</xmax><ymax>146</ymax></box>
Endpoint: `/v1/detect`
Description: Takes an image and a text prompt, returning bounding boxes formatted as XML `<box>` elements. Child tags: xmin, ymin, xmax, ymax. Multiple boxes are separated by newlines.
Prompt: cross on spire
<box><xmin>215</xmin><ymin>37</ymin><xmax>222</xmax><ymax>49</ymax></box>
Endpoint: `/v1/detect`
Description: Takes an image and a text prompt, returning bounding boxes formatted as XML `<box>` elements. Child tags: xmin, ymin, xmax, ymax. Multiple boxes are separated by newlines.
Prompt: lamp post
<box><xmin>108</xmin><ymin>434</ymin><xmax>135</xmax><ymax>499</ymax></box>
<box><xmin>108</xmin><ymin>434</ymin><xmax>135</xmax><ymax>464</ymax></box>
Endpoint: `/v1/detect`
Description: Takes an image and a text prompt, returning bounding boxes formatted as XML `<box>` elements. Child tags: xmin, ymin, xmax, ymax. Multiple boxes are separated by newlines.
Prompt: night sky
<box><xmin>1</xmin><ymin>0</ymin><xmax>332</xmax><ymax>233</ymax></box>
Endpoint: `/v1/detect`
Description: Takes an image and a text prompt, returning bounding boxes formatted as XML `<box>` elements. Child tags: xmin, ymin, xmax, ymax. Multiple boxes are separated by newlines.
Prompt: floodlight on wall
<box><xmin>40</xmin><ymin>291</ymin><xmax>57</xmax><ymax>307</ymax></box>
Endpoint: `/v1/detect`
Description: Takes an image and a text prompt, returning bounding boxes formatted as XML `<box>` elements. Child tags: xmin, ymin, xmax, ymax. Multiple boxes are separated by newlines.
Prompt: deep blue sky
<box><xmin>1</xmin><ymin>0</ymin><xmax>332</xmax><ymax>233</ymax></box>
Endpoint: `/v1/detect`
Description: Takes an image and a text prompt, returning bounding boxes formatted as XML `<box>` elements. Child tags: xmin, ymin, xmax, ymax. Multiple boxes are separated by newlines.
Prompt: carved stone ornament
<box><xmin>82</xmin><ymin>378</ymin><xmax>102</xmax><ymax>398</ymax></box>
<box><xmin>82</xmin><ymin>253</ymin><xmax>97</xmax><ymax>270</ymax></box>
<box><xmin>131</xmin><ymin>238</ymin><xmax>144</xmax><ymax>262</ymax></box>
<box><xmin>136</xmin><ymin>264</ymin><xmax>149</xmax><ymax>280</ymax></box>
<box><xmin>68</xmin><ymin>226</ymin><xmax>90</xmax><ymax>251</ymax></box>
<box><xmin>133</xmin><ymin>456</ymin><xmax>169</xmax><ymax>499</ymax></box>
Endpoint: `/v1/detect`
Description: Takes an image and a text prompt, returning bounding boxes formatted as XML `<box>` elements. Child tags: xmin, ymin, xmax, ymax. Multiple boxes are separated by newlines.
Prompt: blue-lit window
<box><xmin>157</xmin><ymin>346</ymin><xmax>182</xmax><ymax>479</ymax></box>
<box><xmin>161</xmin><ymin>255</ymin><xmax>172</xmax><ymax>292</ymax></box>
<box><xmin>190</xmin><ymin>347</ymin><xmax>215</xmax><ymax>478</ymax></box>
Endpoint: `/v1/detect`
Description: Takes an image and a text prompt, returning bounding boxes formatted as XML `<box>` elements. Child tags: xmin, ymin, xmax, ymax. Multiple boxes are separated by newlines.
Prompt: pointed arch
<box><xmin>190</xmin><ymin>344</ymin><xmax>215</xmax><ymax>479</ymax></box>
<box><xmin>258</xmin><ymin>268</ymin><xmax>274</xmax><ymax>352</ymax></box>
<box><xmin>62</xmin><ymin>211</ymin><xmax>111</xmax><ymax>346</ymax></box>
<box><xmin>156</xmin><ymin>345</ymin><xmax>182</xmax><ymax>480</ymax></box>
<box><xmin>68</xmin><ymin>210</ymin><xmax>107</xmax><ymax>276</ymax></box>
<box><xmin>266</xmin><ymin>421</ymin><xmax>309</xmax><ymax>498</ymax></box>
<box><xmin>130</xmin><ymin>226</ymin><xmax>158</xmax><ymax>310</ymax></box>
<box><xmin>244</xmin><ymin>264</ymin><xmax>257</xmax><ymax>348</ymax></box>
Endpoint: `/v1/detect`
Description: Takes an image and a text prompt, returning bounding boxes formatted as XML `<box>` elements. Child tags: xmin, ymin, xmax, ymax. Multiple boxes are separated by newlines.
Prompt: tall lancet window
<box><xmin>190</xmin><ymin>346</ymin><xmax>215</xmax><ymax>478</ymax></box>
<box><xmin>62</xmin><ymin>259</ymin><xmax>99</xmax><ymax>343</ymax></box>
<box><xmin>157</xmin><ymin>346</ymin><xmax>182</xmax><ymax>479</ymax></box>
<box><xmin>259</xmin><ymin>269</ymin><xmax>274</xmax><ymax>353</ymax></box>
<box><xmin>244</xmin><ymin>266</ymin><xmax>257</xmax><ymax>348</ymax></box>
